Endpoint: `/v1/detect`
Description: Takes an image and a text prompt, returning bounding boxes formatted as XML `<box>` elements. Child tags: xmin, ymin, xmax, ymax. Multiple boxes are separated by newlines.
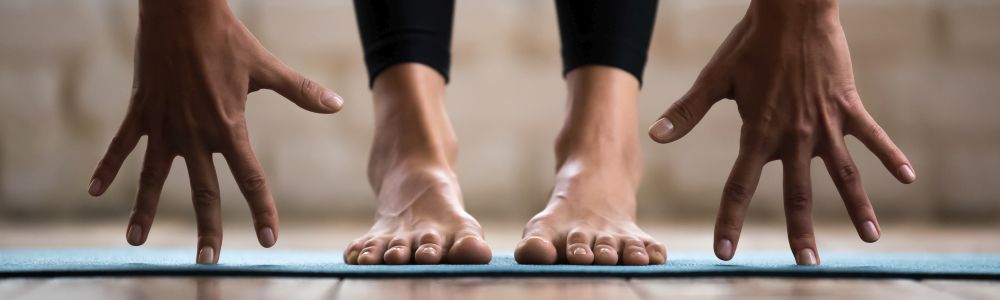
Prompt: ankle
<box><xmin>554</xmin><ymin>66</ymin><xmax>642</xmax><ymax>176</ymax></box>
<box><xmin>368</xmin><ymin>63</ymin><xmax>458</xmax><ymax>189</ymax></box>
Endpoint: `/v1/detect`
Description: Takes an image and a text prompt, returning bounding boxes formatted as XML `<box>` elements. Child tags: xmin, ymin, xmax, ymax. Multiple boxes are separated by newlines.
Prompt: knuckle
<box><xmin>670</xmin><ymin>101</ymin><xmax>697</xmax><ymax>125</ymax></box>
<box><xmin>790</xmin><ymin>126</ymin><xmax>814</xmax><ymax>142</ymax></box>
<box><xmin>253</xmin><ymin>209</ymin><xmax>276</xmax><ymax>223</ymax></box>
<box><xmin>138</xmin><ymin>166</ymin><xmax>164</xmax><ymax>187</ymax></box>
<box><xmin>241</xmin><ymin>173</ymin><xmax>267</xmax><ymax>193</ymax></box>
<box><xmin>835</xmin><ymin>87</ymin><xmax>862</xmax><ymax>110</ymax></box>
<box><xmin>722</xmin><ymin>181</ymin><xmax>752</xmax><ymax>205</ymax></box>
<box><xmin>784</xmin><ymin>192</ymin><xmax>811</xmax><ymax>212</ymax></box>
<box><xmin>197</xmin><ymin>234</ymin><xmax>221</xmax><ymax>245</ymax></box>
<box><xmin>740</xmin><ymin>126</ymin><xmax>773</xmax><ymax>153</ymax></box>
<box><xmin>836</xmin><ymin>164</ymin><xmax>860</xmax><ymax>182</ymax></box>
<box><xmin>790</xmin><ymin>232</ymin><xmax>815</xmax><ymax>243</ymax></box>
<box><xmin>110</xmin><ymin>136</ymin><xmax>127</xmax><ymax>150</ymax></box>
<box><xmin>718</xmin><ymin>217</ymin><xmax>742</xmax><ymax>234</ymax></box>
<box><xmin>867</xmin><ymin>123</ymin><xmax>886</xmax><ymax>140</ymax></box>
<box><xmin>849</xmin><ymin>201</ymin><xmax>874</xmax><ymax>214</ymax></box>
<box><xmin>191</xmin><ymin>189</ymin><xmax>218</xmax><ymax>209</ymax></box>
<box><xmin>298</xmin><ymin>77</ymin><xmax>318</xmax><ymax>100</ymax></box>
<box><xmin>127</xmin><ymin>209</ymin><xmax>153</xmax><ymax>224</ymax></box>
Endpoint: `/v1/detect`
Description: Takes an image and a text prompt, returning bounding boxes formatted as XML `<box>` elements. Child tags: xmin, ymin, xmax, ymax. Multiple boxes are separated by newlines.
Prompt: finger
<box><xmin>782</xmin><ymin>155</ymin><xmax>819</xmax><ymax>266</ymax></box>
<box><xmin>714</xmin><ymin>150</ymin><xmax>767</xmax><ymax>261</ymax></box>
<box><xmin>222</xmin><ymin>136</ymin><xmax>278</xmax><ymax>248</ymax></box>
<box><xmin>186</xmin><ymin>151</ymin><xmax>222</xmax><ymax>264</ymax></box>
<box><xmin>822</xmin><ymin>139</ymin><xmax>881</xmax><ymax>243</ymax></box>
<box><xmin>648</xmin><ymin>87</ymin><xmax>723</xmax><ymax>143</ymax></box>
<box><xmin>252</xmin><ymin>52</ymin><xmax>343</xmax><ymax>114</ymax></box>
<box><xmin>847</xmin><ymin>107</ymin><xmax>915</xmax><ymax>183</ymax></box>
<box><xmin>89</xmin><ymin>114</ymin><xmax>142</xmax><ymax>196</ymax></box>
<box><xmin>126</xmin><ymin>137</ymin><xmax>174</xmax><ymax>246</ymax></box>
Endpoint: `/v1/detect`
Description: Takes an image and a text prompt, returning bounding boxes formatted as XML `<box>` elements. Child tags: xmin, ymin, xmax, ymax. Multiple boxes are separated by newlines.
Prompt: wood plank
<box><xmin>335</xmin><ymin>278</ymin><xmax>640</xmax><ymax>300</ymax></box>
<box><xmin>10</xmin><ymin>277</ymin><xmax>339</xmax><ymax>300</ymax></box>
<box><xmin>0</xmin><ymin>279</ymin><xmax>44</xmax><ymax>300</ymax></box>
<box><xmin>630</xmin><ymin>278</ymin><xmax>963</xmax><ymax>300</ymax></box>
<box><xmin>922</xmin><ymin>280</ymin><xmax>1000</xmax><ymax>300</ymax></box>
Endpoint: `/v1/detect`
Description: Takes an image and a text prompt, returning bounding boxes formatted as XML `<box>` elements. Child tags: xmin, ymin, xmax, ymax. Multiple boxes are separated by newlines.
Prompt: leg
<box><xmin>347</xmin><ymin>0</ymin><xmax>490</xmax><ymax>265</ymax></box>
<box><xmin>515</xmin><ymin>0</ymin><xmax>663</xmax><ymax>265</ymax></box>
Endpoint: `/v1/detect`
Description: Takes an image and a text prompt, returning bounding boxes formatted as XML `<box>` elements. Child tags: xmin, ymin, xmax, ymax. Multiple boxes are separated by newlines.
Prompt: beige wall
<box><xmin>1</xmin><ymin>0</ymin><xmax>998</xmax><ymax>224</ymax></box>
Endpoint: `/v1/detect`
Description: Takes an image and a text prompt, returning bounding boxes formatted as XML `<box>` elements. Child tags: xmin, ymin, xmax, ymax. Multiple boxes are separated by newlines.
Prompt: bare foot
<box><xmin>344</xmin><ymin>64</ymin><xmax>491</xmax><ymax>265</ymax></box>
<box><xmin>515</xmin><ymin>66</ymin><xmax>666</xmax><ymax>265</ymax></box>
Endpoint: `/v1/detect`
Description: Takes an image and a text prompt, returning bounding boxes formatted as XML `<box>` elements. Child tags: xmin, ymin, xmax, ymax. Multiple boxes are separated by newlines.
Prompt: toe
<box><xmin>565</xmin><ymin>229</ymin><xmax>594</xmax><ymax>265</ymax></box>
<box><xmin>383</xmin><ymin>237</ymin><xmax>412</xmax><ymax>265</ymax></box>
<box><xmin>515</xmin><ymin>236</ymin><xmax>558</xmax><ymax>265</ymax></box>
<box><xmin>622</xmin><ymin>238</ymin><xmax>649</xmax><ymax>265</ymax></box>
<box><xmin>344</xmin><ymin>239</ymin><xmax>364</xmax><ymax>265</ymax></box>
<box><xmin>414</xmin><ymin>243</ymin><xmax>444</xmax><ymax>264</ymax></box>
<box><xmin>357</xmin><ymin>237</ymin><xmax>389</xmax><ymax>265</ymax></box>
<box><xmin>414</xmin><ymin>231</ymin><xmax>446</xmax><ymax>264</ymax></box>
<box><xmin>645</xmin><ymin>241</ymin><xmax>668</xmax><ymax>265</ymax></box>
<box><xmin>448</xmin><ymin>231</ymin><xmax>492</xmax><ymax>264</ymax></box>
<box><xmin>592</xmin><ymin>235</ymin><xmax>620</xmax><ymax>265</ymax></box>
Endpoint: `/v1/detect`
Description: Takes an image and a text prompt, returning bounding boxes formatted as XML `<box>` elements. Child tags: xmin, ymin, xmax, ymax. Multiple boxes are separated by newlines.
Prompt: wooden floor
<box><xmin>2</xmin><ymin>221</ymin><xmax>999</xmax><ymax>299</ymax></box>
<box><xmin>2</xmin><ymin>277</ymin><xmax>999</xmax><ymax>300</ymax></box>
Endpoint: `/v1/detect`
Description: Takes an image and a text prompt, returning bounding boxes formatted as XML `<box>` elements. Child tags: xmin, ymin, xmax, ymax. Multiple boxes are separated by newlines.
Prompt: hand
<box><xmin>647</xmin><ymin>0</ymin><xmax>915</xmax><ymax>265</ymax></box>
<box><xmin>87</xmin><ymin>0</ymin><xmax>344</xmax><ymax>264</ymax></box>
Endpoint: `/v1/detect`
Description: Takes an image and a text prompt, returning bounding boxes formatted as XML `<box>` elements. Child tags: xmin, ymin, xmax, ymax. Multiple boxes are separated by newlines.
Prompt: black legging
<box><xmin>354</xmin><ymin>0</ymin><xmax>658</xmax><ymax>87</ymax></box>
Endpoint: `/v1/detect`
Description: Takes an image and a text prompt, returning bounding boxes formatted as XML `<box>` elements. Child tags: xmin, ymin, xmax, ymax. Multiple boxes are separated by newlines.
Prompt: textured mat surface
<box><xmin>2</xmin><ymin>248</ymin><xmax>999</xmax><ymax>279</ymax></box>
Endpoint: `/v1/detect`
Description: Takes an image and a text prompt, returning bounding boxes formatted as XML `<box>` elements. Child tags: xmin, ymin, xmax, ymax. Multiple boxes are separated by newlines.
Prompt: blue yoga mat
<box><xmin>2</xmin><ymin>248</ymin><xmax>999</xmax><ymax>279</ymax></box>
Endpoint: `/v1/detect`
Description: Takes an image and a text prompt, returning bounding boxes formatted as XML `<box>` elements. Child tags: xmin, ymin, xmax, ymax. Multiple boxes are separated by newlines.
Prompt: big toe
<box><xmin>448</xmin><ymin>235</ymin><xmax>492</xmax><ymax>264</ymax></box>
<box><xmin>514</xmin><ymin>236</ymin><xmax>558</xmax><ymax>265</ymax></box>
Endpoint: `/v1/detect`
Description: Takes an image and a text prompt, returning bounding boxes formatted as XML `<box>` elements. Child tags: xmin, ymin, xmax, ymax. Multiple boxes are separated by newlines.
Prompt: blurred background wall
<box><xmin>1</xmin><ymin>0</ymin><xmax>997</xmax><ymax>225</ymax></box>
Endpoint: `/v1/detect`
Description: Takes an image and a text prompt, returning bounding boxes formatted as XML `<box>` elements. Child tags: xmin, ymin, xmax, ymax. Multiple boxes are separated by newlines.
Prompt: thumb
<box><xmin>253</xmin><ymin>54</ymin><xmax>343</xmax><ymax>114</ymax></box>
<box><xmin>648</xmin><ymin>89</ymin><xmax>720</xmax><ymax>144</ymax></box>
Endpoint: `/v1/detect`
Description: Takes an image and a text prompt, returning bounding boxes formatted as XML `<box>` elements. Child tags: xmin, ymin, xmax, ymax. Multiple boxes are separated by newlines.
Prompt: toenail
<box><xmin>421</xmin><ymin>247</ymin><xmax>437</xmax><ymax>255</ymax></box>
<box><xmin>650</xmin><ymin>252</ymin><xmax>665</xmax><ymax>263</ymax></box>
<box><xmin>361</xmin><ymin>249</ymin><xmax>371</xmax><ymax>256</ymax></box>
<box><xmin>572</xmin><ymin>247</ymin><xmax>587</xmax><ymax>255</ymax></box>
<box><xmin>598</xmin><ymin>247</ymin><xmax>611</xmax><ymax>254</ymax></box>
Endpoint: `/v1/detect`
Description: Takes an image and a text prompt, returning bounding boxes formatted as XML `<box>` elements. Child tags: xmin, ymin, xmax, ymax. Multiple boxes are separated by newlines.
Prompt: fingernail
<box><xmin>321</xmin><ymin>90</ymin><xmax>343</xmax><ymax>110</ymax></box>
<box><xmin>572</xmin><ymin>247</ymin><xmax>587</xmax><ymax>256</ymax></box>
<box><xmin>649</xmin><ymin>118</ymin><xmax>675</xmax><ymax>141</ymax></box>
<box><xmin>861</xmin><ymin>220</ymin><xmax>880</xmax><ymax>242</ymax></box>
<box><xmin>126</xmin><ymin>224</ymin><xmax>142</xmax><ymax>245</ymax></box>
<box><xmin>716</xmin><ymin>239</ymin><xmax>734</xmax><ymax>260</ymax></box>
<box><xmin>88</xmin><ymin>178</ymin><xmax>102</xmax><ymax>196</ymax></box>
<box><xmin>898</xmin><ymin>164</ymin><xmax>916</xmax><ymax>183</ymax></box>
<box><xmin>258</xmin><ymin>227</ymin><xmax>276</xmax><ymax>248</ymax></box>
<box><xmin>421</xmin><ymin>247</ymin><xmax>437</xmax><ymax>255</ymax></box>
<box><xmin>197</xmin><ymin>246</ymin><xmax>215</xmax><ymax>264</ymax></box>
<box><xmin>796</xmin><ymin>248</ymin><xmax>818</xmax><ymax>266</ymax></box>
